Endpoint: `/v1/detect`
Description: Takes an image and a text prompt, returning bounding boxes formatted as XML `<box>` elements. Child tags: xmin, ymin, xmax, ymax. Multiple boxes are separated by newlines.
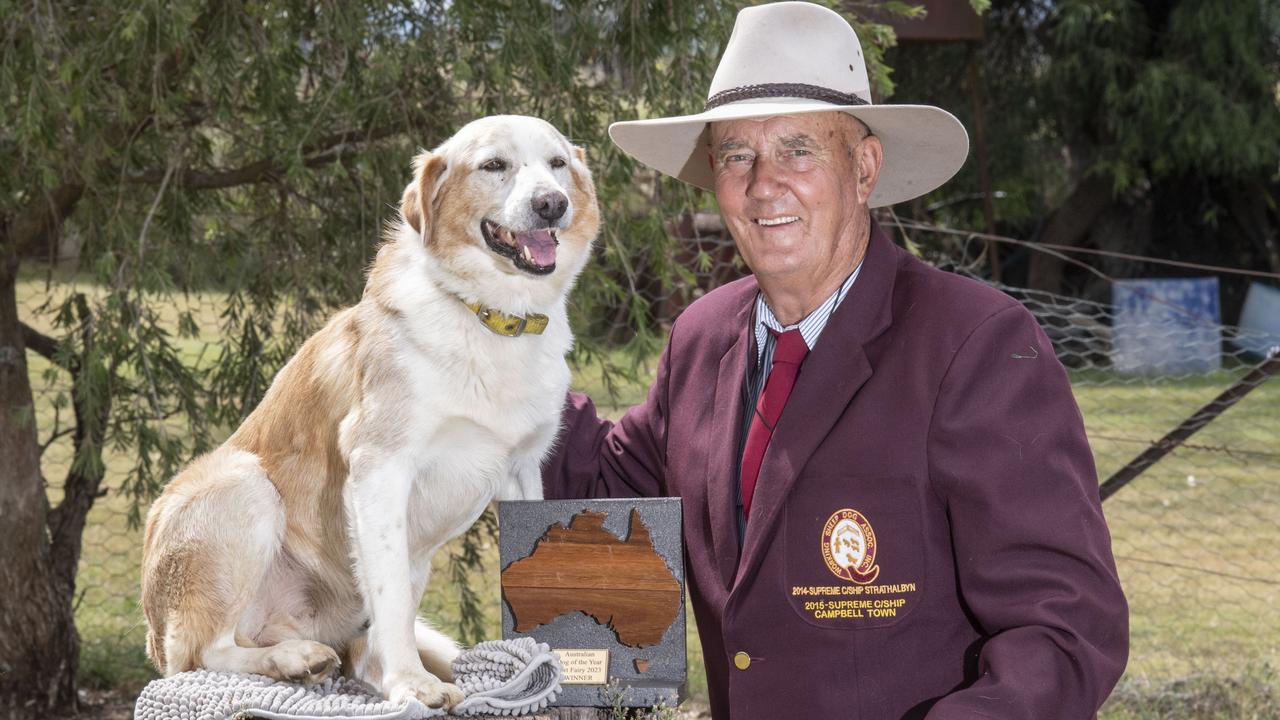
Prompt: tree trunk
<box><xmin>1229</xmin><ymin>181</ymin><xmax>1280</xmax><ymax>276</ymax></box>
<box><xmin>1027</xmin><ymin>174</ymin><xmax>1115</xmax><ymax>294</ymax></box>
<box><xmin>0</xmin><ymin>250</ymin><xmax>80</xmax><ymax>719</ymax></box>
<box><xmin>47</xmin><ymin>295</ymin><xmax>112</xmax><ymax>625</ymax></box>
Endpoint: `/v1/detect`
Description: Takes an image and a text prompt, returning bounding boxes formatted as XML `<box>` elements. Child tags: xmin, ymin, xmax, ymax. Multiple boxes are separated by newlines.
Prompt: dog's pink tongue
<box><xmin>514</xmin><ymin>229</ymin><xmax>557</xmax><ymax>267</ymax></box>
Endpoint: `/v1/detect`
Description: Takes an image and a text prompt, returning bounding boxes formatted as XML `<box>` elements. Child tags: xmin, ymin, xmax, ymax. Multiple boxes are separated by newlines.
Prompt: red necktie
<box><xmin>740</xmin><ymin>329</ymin><xmax>809</xmax><ymax>520</ymax></box>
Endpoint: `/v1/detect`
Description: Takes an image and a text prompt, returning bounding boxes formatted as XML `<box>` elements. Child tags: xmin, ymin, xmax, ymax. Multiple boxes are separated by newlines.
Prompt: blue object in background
<box><xmin>1112</xmin><ymin>277</ymin><xmax>1222</xmax><ymax>374</ymax></box>
<box><xmin>1234</xmin><ymin>282</ymin><xmax>1280</xmax><ymax>360</ymax></box>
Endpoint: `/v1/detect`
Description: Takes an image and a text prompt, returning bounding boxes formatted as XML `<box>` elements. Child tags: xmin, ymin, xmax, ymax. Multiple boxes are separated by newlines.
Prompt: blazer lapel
<box><xmin>735</xmin><ymin>225</ymin><xmax>901</xmax><ymax>586</ymax></box>
<box><xmin>704</xmin><ymin>298</ymin><xmax>755</xmax><ymax>590</ymax></box>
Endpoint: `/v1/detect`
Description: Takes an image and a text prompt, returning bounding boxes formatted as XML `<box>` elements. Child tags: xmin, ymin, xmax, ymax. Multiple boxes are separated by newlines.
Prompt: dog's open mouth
<box><xmin>481</xmin><ymin>219</ymin><xmax>558</xmax><ymax>275</ymax></box>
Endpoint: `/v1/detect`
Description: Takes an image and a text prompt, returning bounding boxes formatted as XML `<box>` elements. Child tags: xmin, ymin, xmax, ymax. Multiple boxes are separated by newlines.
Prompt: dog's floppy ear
<box><xmin>570</xmin><ymin>145</ymin><xmax>595</xmax><ymax>187</ymax></box>
<box><xmin>569</xmin><ymin>144</ymin><xmax>597</xmax><ymax>200</ymax></box>
<box><xmin>400</xmin><ymin>151</ymin><xmax>448</xmax><ymax>236</ymax></box>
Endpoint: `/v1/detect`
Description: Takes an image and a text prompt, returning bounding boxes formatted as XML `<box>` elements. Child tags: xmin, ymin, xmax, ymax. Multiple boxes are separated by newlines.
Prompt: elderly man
<box><xmin>543</xmin><ymin>3</ymin><xmax>1128</xmax><ymax>718</ymax></box>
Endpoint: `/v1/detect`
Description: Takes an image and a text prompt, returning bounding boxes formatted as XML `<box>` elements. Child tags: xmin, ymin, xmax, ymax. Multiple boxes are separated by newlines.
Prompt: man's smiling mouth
<box><xmin>755</xmin><ymin>215</ymin><xmax>800</xmax><ymax>226</ymax></box>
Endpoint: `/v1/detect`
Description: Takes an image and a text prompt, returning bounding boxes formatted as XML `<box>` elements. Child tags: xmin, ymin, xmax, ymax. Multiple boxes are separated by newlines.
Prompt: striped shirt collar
<box><xmin>754</xmin><ymin>261</ymin><xmax>863</xmax><ymax>364</ymax></box>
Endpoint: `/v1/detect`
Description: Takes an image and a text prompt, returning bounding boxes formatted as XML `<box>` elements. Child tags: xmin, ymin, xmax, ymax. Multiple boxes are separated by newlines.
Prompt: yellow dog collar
<box><xmin>463</xmin><ymin>301</ymin><xmax>549</xmax><ymax>337</ymax></box>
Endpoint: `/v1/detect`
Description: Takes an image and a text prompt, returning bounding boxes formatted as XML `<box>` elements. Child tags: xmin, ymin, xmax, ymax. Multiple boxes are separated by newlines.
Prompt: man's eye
<box><xmin>788</xmin><ymin>148</ymin><xmax>812</xmax><ymax>157</ymax></box>
<box><xmin>727</xmin><ymin>153</ymin><xmax>752</xmax><ymax>163</ymax></box>
<box><xmin>480</xmin><ymin>159</ymin><xmax>507</xmax><ymax>172</ymax></box>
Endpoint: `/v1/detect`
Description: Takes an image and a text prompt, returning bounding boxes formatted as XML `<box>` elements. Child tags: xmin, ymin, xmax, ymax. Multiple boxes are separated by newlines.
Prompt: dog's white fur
<box><xmin>141</xmin><ymin>116</ymin><xmax>600</xmax><ymax>709</ymax></box>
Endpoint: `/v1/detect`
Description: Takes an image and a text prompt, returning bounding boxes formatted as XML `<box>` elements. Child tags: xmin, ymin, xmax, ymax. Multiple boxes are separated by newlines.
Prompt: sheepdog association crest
<box><xmin>821</xmin><ymin>508</ymin><xmax>881</xmax><ymax>584</ymax></box>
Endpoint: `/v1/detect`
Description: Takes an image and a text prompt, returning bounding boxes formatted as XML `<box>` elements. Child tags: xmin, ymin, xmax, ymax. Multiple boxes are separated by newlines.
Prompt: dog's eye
<box><xmin>480</xmin><ymin>159</ymin><xmax>507</xmax><ymax>172</ymax></box>
<box><xmin>550</xmin><ymin>157</ymin><xmax>566</xmax><ymax>169</ymax></box>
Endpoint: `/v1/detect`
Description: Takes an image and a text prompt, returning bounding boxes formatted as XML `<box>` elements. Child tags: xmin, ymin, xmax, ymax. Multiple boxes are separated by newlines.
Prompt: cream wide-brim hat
<box><xmin>608</xmin><ymin>1</ymin><xmax>970</xmax><ymax>208</ymax></box>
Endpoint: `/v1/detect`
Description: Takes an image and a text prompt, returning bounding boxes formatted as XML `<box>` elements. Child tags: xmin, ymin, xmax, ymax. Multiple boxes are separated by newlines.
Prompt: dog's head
<box><xmin>398</xmin><ymin>115</ymin><xmax>600</xmax><ymax>310</ymax></box>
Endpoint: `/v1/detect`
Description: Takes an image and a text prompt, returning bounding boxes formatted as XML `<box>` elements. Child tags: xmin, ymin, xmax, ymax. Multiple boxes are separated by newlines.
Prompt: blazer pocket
<box><xmin>783</xmin><ymin>475</ymin><xmax>927</xmax><ymax>630</ymax></box>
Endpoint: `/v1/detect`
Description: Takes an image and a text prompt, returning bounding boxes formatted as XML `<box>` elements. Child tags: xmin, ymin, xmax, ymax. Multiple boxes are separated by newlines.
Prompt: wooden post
<box><xmin>966</xmin><ymin>43</ymin><xmax>1000</xmax><ymax>282</ymax></box>
<box><xmin>1099</xmin><ymin>352</ymin><xmax>1280</xmax><ymax>501</ymax></box>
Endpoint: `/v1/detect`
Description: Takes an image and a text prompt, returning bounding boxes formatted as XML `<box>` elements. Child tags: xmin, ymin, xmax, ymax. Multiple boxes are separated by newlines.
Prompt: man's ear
<box><xmin>855</xmin><ymin>135</ymin><xmax>884</xmax><ymax>206</ymax></box>
<box><xmin>400</xmin><ymin>151</ymin><xmax>448</xmax><ymax>235</ymax></box>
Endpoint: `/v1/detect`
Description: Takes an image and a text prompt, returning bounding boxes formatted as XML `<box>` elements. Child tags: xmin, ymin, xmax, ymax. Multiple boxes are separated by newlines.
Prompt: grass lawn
<box><xmin>16</xmin><ymin>272</ymin><xmax>1279</xmax><ymax>715</ymax></box>
<box><xmin>1073</xmin><ymin>371</ymin><xmax>1280</xmax><ymax>684</ymax></box>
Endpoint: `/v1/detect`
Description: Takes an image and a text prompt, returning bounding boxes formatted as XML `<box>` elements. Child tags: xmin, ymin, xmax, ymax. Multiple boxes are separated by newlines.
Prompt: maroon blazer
<box><xmin>543</xmin><ymin>224</ymin><xmax>1128</xmax><ymax>719</ymax></box>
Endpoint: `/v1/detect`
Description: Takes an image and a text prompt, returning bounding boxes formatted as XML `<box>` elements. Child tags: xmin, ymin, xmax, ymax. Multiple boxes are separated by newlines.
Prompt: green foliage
<box><xmin>446</xmin><ymin>508</ymin><xmax>498</xmax><ymax>647</ymax></box>
<box><xmin>885</xmin><ymin>17</ymin><xmax>1058</xmax><ymax>231</ymax></box>
<box><xmin>1046</xmin><ymin>0</ymin><xmax>1280</xmax><ymax>192</ymax></box>
<box><xmin>5</xmin><ymin>0</ymin><xmax>911</xmax><ymax>507</ymax></box>
<box><xmin>884</xmin><ymin>0</ymin><xmax>1280</xmax><ymax>294</ymax></box>
<box><xmin>6</xmin><ymin>0</ymin><xmax>461</xmax><ymax>516</ymax></box>
<box><xmin>78</xmin><ymin>637</ymin><xmax>154</xmax><ymax>693</ymax></box>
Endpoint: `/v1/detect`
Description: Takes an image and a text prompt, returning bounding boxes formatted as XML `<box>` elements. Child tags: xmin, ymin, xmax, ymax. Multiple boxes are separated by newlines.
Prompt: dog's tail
<box><xmin>145</xmin><ymin>621</ymin><xmax>168</xmax><ymax>672</ymax></box>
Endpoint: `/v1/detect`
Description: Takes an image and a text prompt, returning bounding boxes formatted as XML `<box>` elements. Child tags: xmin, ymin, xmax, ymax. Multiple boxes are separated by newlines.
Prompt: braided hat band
<box><xmin>705</xmin><ymin>83</ymin><xmax>870</xmax><ymax>112</ymax></box>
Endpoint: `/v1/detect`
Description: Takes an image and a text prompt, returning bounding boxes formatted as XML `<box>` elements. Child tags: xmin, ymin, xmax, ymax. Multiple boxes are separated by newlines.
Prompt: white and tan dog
<box><xmin>141</xmin><ymin>116</ymin><xmax>600</xmax><ymax>710</ymax></box>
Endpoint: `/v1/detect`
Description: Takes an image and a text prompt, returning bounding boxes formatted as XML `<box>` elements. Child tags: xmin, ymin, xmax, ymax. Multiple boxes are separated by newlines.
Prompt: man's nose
<box><xmin>746</xmin><ymin>157</ymin><xmax>784</xmax><ymax>200</ymax></box>
<box><xmin>531</xmin><ymin>191</ymin><xmax>568</xmax><ymax>221</ymax></box>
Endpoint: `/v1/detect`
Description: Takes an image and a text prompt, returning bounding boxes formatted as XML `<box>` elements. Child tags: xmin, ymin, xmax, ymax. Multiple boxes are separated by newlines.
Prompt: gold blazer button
<box><xmin>733</xmin><ymin>651</ymin><xmax>751</xmax><ymax>670</ymax></box>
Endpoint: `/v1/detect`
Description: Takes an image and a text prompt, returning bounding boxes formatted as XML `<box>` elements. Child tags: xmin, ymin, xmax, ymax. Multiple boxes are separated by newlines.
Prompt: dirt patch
<box><xmin>37</xmin><ymin>690</ymin><xmax>136</xmax><ymax>719</ymax></box>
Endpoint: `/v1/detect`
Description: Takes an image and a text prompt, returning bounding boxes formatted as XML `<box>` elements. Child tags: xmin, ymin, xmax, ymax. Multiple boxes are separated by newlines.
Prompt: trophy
<box><xmin>499</xmin><ymin>498</ymin><xmax>686</xmax><ymax>711</ymax></box>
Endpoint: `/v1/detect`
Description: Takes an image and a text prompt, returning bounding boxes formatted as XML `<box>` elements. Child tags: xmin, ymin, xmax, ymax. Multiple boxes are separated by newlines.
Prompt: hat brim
<box><xmin>608</xmin><ymin>100</ymin><xmax>969</xmax><ymax>208</ymax></box>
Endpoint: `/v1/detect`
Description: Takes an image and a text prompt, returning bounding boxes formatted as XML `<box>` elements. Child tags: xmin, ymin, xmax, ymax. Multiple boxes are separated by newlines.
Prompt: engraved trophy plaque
<box><xmin>499</xmin><ymin>498</ymin><xmax>686</xmax><ymax>709</ymax></box>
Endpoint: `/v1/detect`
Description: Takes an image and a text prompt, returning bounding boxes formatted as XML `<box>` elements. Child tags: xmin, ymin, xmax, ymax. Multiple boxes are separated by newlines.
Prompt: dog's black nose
<box><xmin>531</xmin><ymin>191</ymin><xmax>568</xmax><ymax>221</ymax></box>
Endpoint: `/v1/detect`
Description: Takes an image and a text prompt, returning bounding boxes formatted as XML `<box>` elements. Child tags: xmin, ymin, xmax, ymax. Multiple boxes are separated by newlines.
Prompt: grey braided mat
<box><xmin>133</xmin><ymin>638</ymin><xmax>562</xmax><ymax>720</ymax></box>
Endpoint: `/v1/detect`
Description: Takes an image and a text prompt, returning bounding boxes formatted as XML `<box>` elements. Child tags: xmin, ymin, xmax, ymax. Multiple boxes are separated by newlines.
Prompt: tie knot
<box><xmin>771</xmin><ymin>329</ymin><xmax>809</xmax><ymax>365</ymax></box>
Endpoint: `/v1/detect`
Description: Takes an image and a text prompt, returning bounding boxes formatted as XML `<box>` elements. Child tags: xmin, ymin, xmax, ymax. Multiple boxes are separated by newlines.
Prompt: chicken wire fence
<box><xmin>972</xmin><ymin>279</ymin><xmax>1279</xmax><ymax>683</ymax></box>
<box><xmin>23</xmin><ymin>225</ymin><xmax>1280</xmax><ymax>692</ymax></box>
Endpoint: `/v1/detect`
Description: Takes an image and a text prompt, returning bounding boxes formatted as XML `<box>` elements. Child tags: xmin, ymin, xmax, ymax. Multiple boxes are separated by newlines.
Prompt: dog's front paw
<box><xmin>264</xmin><ymin>639</ymin><xmax>340</xmax><ymax>683</ymax></box>
<box><xmin>386</xmin><ymin>671</ymin><xmax>465</xmax><ymax>710</ymax></box>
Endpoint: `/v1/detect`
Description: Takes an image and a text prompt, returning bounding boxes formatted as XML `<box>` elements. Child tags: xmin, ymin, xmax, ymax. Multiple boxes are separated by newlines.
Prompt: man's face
<box><xmin>709</xmin><ymin>112</ymin><xmax>876</xmax><ymax>291</ymax></box>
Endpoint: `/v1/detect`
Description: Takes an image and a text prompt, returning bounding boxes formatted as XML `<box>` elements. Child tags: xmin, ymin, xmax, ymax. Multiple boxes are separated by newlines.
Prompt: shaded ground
<box><xmin>64</xmin><ymin>691</ymin><xmax>713</xmax><ymax>720</ymax></box>
<box><xmin>53</xmin><ymin>690</ymin><xmax>135</xmax><ymax>720</ymax></box>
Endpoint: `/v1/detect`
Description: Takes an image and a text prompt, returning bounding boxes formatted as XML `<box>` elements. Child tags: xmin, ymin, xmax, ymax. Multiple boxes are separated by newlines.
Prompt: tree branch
<box><xmin>19</xmin><ymin>321</ymin><xmax>60</xmax><ymax>363</ymax></box>
<box><xmin>125</xmin><ymin>124</ymin><xmax>407</xmax><ymax>191</ymax></box>
<box><xmin>3</xmin><ymin>181</ymin><xmax>85</xmax><ymax>259</ymax></box>
<box><xmin>20</xmin><ymin>321</ymin><xmax>81</xmax><ymax>377</ymax></box>
<box><xmin>1027</xmin><ymin>174</ymin><xmax>1115</xmax><ymax>293</ymax></box>
<box><xmin>40</xmin><ymin>426</ymin><xmax>74</xmax><ymax>457</ymax></box>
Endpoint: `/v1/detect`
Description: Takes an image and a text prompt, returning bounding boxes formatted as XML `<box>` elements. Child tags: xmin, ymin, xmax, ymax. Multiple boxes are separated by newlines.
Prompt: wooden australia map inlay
<box><xmin>500</xmin><ymin>509</ymin><xmax>681</xmax><ymax>647</ymax></box>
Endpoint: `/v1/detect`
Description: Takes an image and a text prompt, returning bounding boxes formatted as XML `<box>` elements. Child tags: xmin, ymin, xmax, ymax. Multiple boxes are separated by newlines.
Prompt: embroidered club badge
<box><xmin>821</xmin><ymin>508</ymin><xmax>881</xmax><ymax>584</ymax></box>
